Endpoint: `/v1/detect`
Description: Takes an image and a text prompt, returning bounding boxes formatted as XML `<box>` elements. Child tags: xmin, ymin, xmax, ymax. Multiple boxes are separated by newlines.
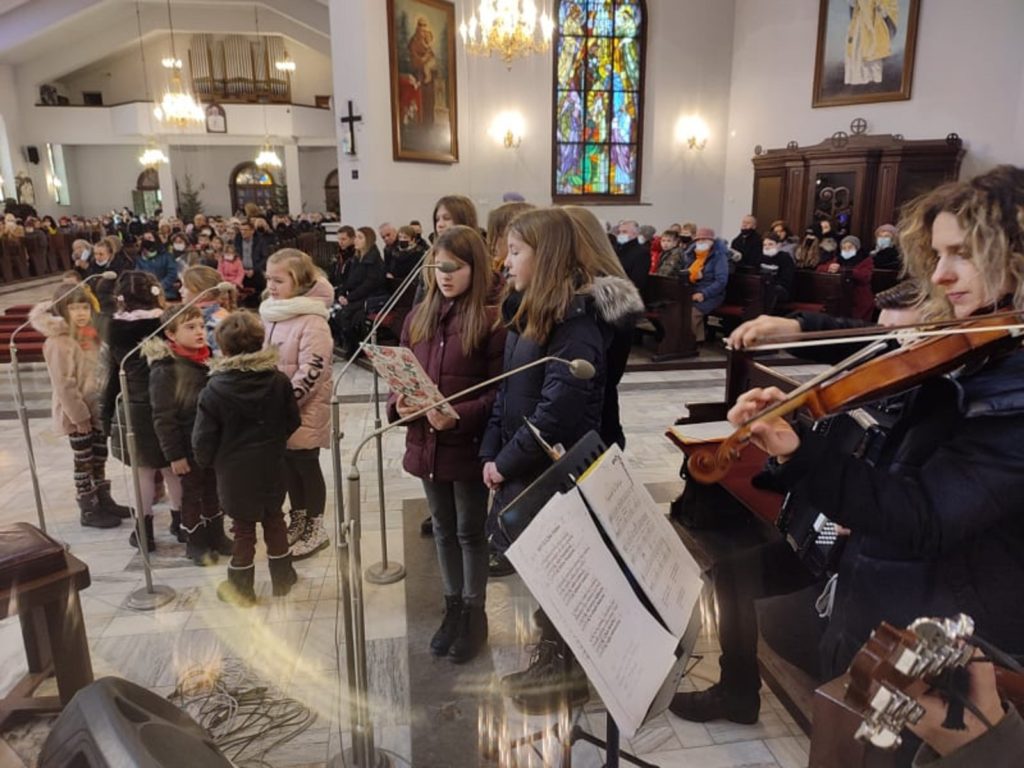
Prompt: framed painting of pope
<box><xmin>812</xmin><ymin>0</ymin><xmax>920</xmax><ymax>108</ymax></box>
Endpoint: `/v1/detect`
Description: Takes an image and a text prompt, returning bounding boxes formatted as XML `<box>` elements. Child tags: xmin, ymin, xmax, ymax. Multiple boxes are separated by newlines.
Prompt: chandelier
<box><xmin>152</xmin><ymin>0</ymin><xmax>203</xmax><ymax>127</ymax></box>
<box><xmin>460</xmin><ymin>0</ymin><xmax>554</xmax><ymax>67</ymax></box>
<box><xmin>138</xmin><ymin>146</ymin><xmax>169</xmax><ymax>168</ymax></box>
<box><xmin>255</xmin><ymin>140</ymin><xmax>282</xmax><ymax>169</ymax></box>
<box><xmin>275</xmin><ymin>52</ymin><xmax>296</xmax><ymax>73</ymax></box>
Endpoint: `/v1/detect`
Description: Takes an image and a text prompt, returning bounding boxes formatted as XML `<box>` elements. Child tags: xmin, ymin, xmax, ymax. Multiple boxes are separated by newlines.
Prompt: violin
<box><xmin>687</xmin><ymin>312</ymin><xmax>1024</xmax><ymax>484</ymax></box>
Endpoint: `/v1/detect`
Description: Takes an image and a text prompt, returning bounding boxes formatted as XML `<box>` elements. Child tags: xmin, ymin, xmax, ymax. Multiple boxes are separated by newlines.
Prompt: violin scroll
<box><xmin>686</xmin><ymin>439</ymin><xmax>742</xmax><ymax>485</ymax></box>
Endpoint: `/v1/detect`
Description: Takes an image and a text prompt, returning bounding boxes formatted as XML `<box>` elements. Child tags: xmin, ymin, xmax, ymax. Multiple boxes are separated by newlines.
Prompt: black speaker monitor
<box><xmin>25</xmin><ymin>146</ymin><xmax>40</xmax><ymax>164</ymax></box>
<box><xmin>38</xmin><ymin>677</ymin><xmax>232</xmax><ymax>768</ymax></box>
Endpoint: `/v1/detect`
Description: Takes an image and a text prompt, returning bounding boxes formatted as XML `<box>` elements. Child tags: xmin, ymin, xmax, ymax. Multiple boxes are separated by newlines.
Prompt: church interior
<box><xmin>1</xmin><ymin>0</ymin><xmax>1024</xmax><ymax>766</ymax></box>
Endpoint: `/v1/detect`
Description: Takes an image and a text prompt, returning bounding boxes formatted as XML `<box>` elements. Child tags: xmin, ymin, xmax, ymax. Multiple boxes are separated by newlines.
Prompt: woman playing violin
<box><xmin>672</xmin><ymin>165</ymin><xmax>1024</xmax><ymax>731</ymax></box>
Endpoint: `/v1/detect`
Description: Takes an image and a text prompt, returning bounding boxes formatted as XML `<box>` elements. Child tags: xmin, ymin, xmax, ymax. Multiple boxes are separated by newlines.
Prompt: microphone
<box><xmin>10</xmin><ymin>270</ymin><xmax>116</xmax><ymax>349</ymax></box>
<box><xmin>424</xmin><ymin>262</ymin><xmax>460</xmax><ymax>274</ymax></box>
<box><xmin>349</xmin><ymin>354</ymin><xmax>596</xmax><ymax>468</ymax></box>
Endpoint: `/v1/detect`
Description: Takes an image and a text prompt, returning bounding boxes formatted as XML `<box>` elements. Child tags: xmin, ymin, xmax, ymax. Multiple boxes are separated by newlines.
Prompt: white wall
<box><xmin>297</xmin><ymin>146</ymin><xmax>336</xmax><ymax>214</ymax></box>
<box><xmin>332</xmin><ymin>0</ymin><xmax>736</xmax><ymax>232</ymax></box>
<box><xmin>65</xmin><ymin>144</ymin><xmax>146</xmax><ymax>213</ymax></box>
<box><xmin>722</xmin><ymin>0</ymin><xmax>1024</xmax><ymax>234</ymax></box>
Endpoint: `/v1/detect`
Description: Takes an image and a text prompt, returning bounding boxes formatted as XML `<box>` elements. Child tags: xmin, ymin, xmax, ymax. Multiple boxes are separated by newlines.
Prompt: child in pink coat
<box><xmin>218</xmin><ymin>244</ymin><xmax>245</xmax><ymax>287</ymax></box>
<box><xmin>259</xmin><ymin>248</ymin><xmax>334</xmax><ymax>559</ymax></box>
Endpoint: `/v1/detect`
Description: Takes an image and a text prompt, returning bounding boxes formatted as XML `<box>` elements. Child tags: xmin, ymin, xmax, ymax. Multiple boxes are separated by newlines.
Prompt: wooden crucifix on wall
<box><xmin>340</xmin><ymin>100</ymin><xmax>363</xmax><ymax>156</ymax></box>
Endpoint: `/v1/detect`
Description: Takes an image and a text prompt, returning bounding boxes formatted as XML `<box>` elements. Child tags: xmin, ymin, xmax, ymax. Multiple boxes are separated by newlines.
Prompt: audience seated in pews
<box><xmin>816</xmin><ymin>234</ymin><xmax>875</xmax><ymax>320</ymax></box>
<box><xmin>759</xmin><ymin>233</ymin><xmax>796</xmax><ymax>314</ymax></box>
<box><xmin>614</xmin><ymin>219</ymin><xmax>650</xmax><ymax>293</ymax></box>
<box><xmin>655</xmin><ymin>229</ymin><xmax>686</xmax><ymax>276</ymax></box>
<box><xmin>681</xmin><ymin>227</ymin><xmax>730</xmax><ymax>342</ymax></box>
<box><xmin>330</xmin><ymin>226</ymin><xmax>386</xmax><ymax>356</ymax></box>
<box><xmin>731</xmin><ymin>214</ymin><xmax>762</xmax><ymax>270</ymax></box>
<box><xmin>872</xmin><ymin>222</ymin><xmax>902</xmax><ymax>270</ymax></box>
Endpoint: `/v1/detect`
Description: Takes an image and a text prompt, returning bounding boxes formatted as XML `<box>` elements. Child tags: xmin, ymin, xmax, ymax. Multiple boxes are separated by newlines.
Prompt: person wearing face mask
<box><xmin>384</xmin><ymin>225</ymin><xmax>425</xmax><ymax>293</ymax></box>
<box><xmin>72</xmin><ymin>239</ymin><xmax>93</xmax><ymax>275</ymax></box>
<box><xmin>871</xmin><ymin>223</ymin><xmax>902</xmax><ymax>270</ymax></box>
<box><xmin>136</xmin><ymin>234</ymin><xmax>178</xmax><ymax>299</ymax></box>
<box><xmin>731</xmin><ymin>215</ymin><xmax>762</xmax><ymax>271</ymax></box>
<box><xmin>816</xmin><ymin>234</ymin><xmax>876</xmax><ymax>320</ymax></box>
<box><xmin>759</xmin><ymin>234</ymin><xmax>796</xmax><ymax>314</ymax></box>
<box><xmin>614</xmin><ymin>220</ymin><xmax>650</xmax><ymax>293</ymax></box>
<box><xmin>816</xmin><ymin>218</ymin><xmax>839</xmax><ymax>256</ymax></box>
<box><xmin>681</xmin><ymin>227</ymin><xmax>730</xmax><ymax>342</ymax></box>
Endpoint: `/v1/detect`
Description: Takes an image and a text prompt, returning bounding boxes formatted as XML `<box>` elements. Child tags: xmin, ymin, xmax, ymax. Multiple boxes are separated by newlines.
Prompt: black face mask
<box><xmin>398</xmin><ymin>241</ymin><xmax>412</xmax><ymax>249</ymax></box>
<box><xmin>679</xmin><ymin>235</ymin><xmax>693</xmax><ymax>245</ymax></box>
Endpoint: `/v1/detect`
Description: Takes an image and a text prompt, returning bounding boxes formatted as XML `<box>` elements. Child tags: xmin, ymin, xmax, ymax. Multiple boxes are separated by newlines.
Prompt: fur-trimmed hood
<box><xmin>140</xmin><ymin>336</ymin><xmax>172</xmax><ymax>363</ymax></box>
<box><xmin>209</xmin><ymin>347</ymin><xmax>279</xmax><ymax>375</ymax></box>
<box><xmin>590</xmin><ymin>275</ymin><xmax>644</xmax><ymax>328</ymax></box>
<box><xmin>29</xmin><ymin>301</ymin><xmax>70</xmax><ymax>338</ymax></box>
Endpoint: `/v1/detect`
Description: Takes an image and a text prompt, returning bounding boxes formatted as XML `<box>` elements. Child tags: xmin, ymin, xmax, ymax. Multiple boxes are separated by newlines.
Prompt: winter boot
<box><xmin>78</xmin><ymin>490</ymin><xmax>121</xmax><ymax>529</ymax></box>
<box><xmin>668</xmin><ymin>683</ymin><xmax>760</xmax><ymax>725</ymax></box>
<box><xmin>128</xmin><ymin>515</ymin><xmax>156</xmax><ymax>552</ymax></box>
<box><xmin>94</xmin><ymin>481</ymin><xmax>131</xmax><ymax>519</ymax></box>
<box><xmin>420</xmin><ymin>516</ymin><xmax>434</xmax><ymax>536</ymax></box>
<box><xmin>291</xmin><ymin>515</ymin><xmax>329</xmax><ymax>560</ymax></box>
<box><xmin>430</xmin><ymin>595</ymin><xmax>463</xmax><ymax>657</ymax></box>
<box><xmin>217</xmin><ymin>563</ymin><xmax>256</xmax><ymax>607</ymax></box>
<box><xmin>169</xmin><ymin>509</ymin><xmax>186</xmax><ymax>542</ymax></box>
<box><xmin>268</xmin><ymin>552</ymin><xmax>299</xmax><ymax>597</ymax></box>
<box><xmin>502</xmin><ymin>639</ymin><xmax>590</xmax><ymax>715</ymax></box>
<box><xmin>203</xmin><ymin>514</ymin><xmax>234</xmax><ymax>558</ymax></box>
<box><xmin>448</xmin><ymin>604</ymin><xmax>488</xmax><ymax>664</ymax></box>
<box><xmin>184</xmin><ymin>522</ymin><xmax>215</xmax><ymax>566</ymax></box>
<box><xmin>286</xmin><ymin>509</ymin><xmax>308</xmax><ymax>546</ymax></box>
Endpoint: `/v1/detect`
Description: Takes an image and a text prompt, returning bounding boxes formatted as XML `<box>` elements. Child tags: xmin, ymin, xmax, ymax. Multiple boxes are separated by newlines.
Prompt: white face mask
<box><xmin>763</xmin><ymin>247</ymin><xmax>778</xmax><ymax>257</ymax></box>
<box><xmin>81</xmin><ymin>249</ymin><xmax>91</xmax><ymax>260</ymax></box>
<box><xmin>695</xmin><ymin>241</ymin><xmax>711</xmax><ymax>252</ymax></box>
<box><xmin>173</xmin><ymin>242</ymin><xmax>186</xmax><ymax>252</ymax></box>
<box><xmin>841</xmin><ymin>248</ymin><xmax>857</xmax><ymax>260</ymax></box>
<box><xmin>224</xmin><ymin>253</ymin><xmax>236</xmax><ymax>261</ymax></box>
<box><xmin>877</xmin><ymin>236</ymin><xmax>892</xmax><ymax>249</ymax></box>
<box><xmin>616</xmin><ymin>233</ymin><xmax>630</xmax><ymax>245</ymax></box>
<box><xmin>637</xmin><ymin>236</ymin><xmax>646</xmax><ymax>245</ymax></box>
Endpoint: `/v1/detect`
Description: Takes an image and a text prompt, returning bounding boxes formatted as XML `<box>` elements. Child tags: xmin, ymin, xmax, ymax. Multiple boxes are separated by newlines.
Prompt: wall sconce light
<box><xmin>489</xmin><ymin>110</ymin><xmax>525</xmax><ymax>150</ymax></box>
<box><xmin>676</xmin><ymin>115</ymin><xmax>709</xmax><ymax>150</ymax></box>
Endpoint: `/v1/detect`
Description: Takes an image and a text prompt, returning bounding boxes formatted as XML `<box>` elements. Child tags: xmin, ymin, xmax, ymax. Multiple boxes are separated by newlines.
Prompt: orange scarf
<box><xmin>76</xmin><ymin>325</ymin><xmax>99</xmax><ymax>352</ymax></box>
<box><xmin>688</xmin><ymin>248</ymin><xmax>711</xmax><ymax>284</ymax></box>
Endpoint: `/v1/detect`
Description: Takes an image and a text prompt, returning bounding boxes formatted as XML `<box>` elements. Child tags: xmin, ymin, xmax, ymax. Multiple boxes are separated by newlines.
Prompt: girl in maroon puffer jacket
<box><xmin>388</xmin><ymin>225</ymin><xmax>506</xmax><ymax>664</ymax></box>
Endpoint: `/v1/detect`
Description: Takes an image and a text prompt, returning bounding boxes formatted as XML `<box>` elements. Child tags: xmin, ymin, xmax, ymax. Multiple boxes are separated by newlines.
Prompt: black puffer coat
<box><xmin>103</xmin><ymin>314</ymin><xmax>167</xmax><ymax>468</ymax></box>
<box><xmin>337</xmin><ymin>246</ymin><xmax>386</xmax><ymax>305</ymax></box>
<box><xmin>144</xmin><ymin>337</ymin><xmax>209</xmax><ymax>463</ymax></box>
<box><xmin>191</xmin><ymin>349</ymin><xmax>301</xmax><ymax>521</ymax></box>
<box><xmin>480</xmin><ymin>276</ymin><xmax>642</xmax><ymax>524</ymax></box>
<box><xmin>775</xmin><ymin>346</ymin><xmax>1024</xmax><ymax>678</ymax></box>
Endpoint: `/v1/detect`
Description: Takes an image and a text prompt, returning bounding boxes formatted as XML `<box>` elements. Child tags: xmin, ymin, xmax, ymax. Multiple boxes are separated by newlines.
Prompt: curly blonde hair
<box><xmin>899</xmin><ymin>165</ymin><xmax>1024</xmax><ymax>321</ymax></box>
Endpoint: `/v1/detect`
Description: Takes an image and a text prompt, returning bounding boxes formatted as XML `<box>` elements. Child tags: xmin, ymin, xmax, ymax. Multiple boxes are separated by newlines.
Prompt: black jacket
<box><xmin>338</xmin><ymin>246</ymin><xmax>386</xmax><ymax>304</ymax></box>
<box><xmin>233</xmin><ymin>233</ymin><xmax>271</xmax><ymax>273</ymax></box>
<box><xmin>760</xmin><ymin>250</ymin><xmax>796</xmax><ymax>306</ymax></box>
<box><xmin>615</xmin><ymin>238</ymin><xmax>650</xmax><ymax>295</ymax></box>
<box><xmin>328</xmin><ymin>245</ymin><xmax>357</xmax><ymax>291</ymax></box>
<box><xmin>103</xmin><ymin>315</ymin><xmax>167</xmax><ymax>468</ymax></box>
<box><xmin>192</xmin><ymin>349</ymin><xmax>301</xmax><ymax>520</ymax></box>
<box><xmin>82</xmin><ymin>253</ymin><xmax>134</xmax><ymax>319</ymax></box>
<box><xmin>775</xmin><ymin>346</ymin><xmax>1024</xmax><ymax>677</ymax></box>
<box><xmin>480</xmin><ymin>279</ymin><xmax>642</xmax><ymax>525</ymax></box>
<box><xmin>385</xmin><ymin>242</ymin><xmax>425</xmax><ymax>293</ymax></box>
<box><xmin>145</xmin><ymin>338</ymin><xmax>209</xmax><ymax>463</ymax></box>
<box><xmin>872</xmin><ymin>246</ymin><xmax>901</xmax><ymax>271</ymax></box>
<box><xmin>731</xmin><ymin>229</ymin><xmax>762</xmax><ymax>270</ymax></box>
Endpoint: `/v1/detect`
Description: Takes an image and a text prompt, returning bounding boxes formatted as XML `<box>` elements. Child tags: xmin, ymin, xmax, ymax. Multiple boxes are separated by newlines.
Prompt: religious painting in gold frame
<box><xmin>386</xmin><ymin>0</ymin><xmax>459</xmax><ymax>164</ymax></box>
<box><xmin>812</xmin><ymin>0</ymin><xmax>920</xmax><ymax>108</ymax></box>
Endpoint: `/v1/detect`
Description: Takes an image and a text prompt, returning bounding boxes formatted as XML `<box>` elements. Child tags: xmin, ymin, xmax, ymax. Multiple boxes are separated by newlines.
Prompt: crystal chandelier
<box><xmin>255</xmin><ymin>140</ymin><xmax>282</xmax><ymax>169</ymax></box>
<box><xmin>460</xmin><ymin>0</ymin><xmax>554</xmax><ymax>67</ymax></box>
<box><xmin>152</xmin><ymin>0</ymin><xmax>203</xmax><ymax>127</ymax></box>
<box><xmin>275</xmin><ymin>53</ymin><xmax>296</xmax><ymax>73</ymax></box>
<box><xmin>138</xmin><ymin>146</ymin><xmax>169</xmax><ymax>168</ymax></box>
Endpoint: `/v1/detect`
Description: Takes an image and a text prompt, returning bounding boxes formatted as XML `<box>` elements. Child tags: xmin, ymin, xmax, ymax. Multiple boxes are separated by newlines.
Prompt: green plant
<box><xmin>177</xmin><ymin>173</ymin><xmax>205</xmax><ymax>220</ymax></box>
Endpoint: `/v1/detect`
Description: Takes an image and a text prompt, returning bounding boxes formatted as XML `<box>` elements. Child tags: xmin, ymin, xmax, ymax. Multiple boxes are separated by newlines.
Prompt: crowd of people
<box><xmin>14</xmin><ymin>164</ymin><xmax>1024</xmax><ymax>764</ymax></box>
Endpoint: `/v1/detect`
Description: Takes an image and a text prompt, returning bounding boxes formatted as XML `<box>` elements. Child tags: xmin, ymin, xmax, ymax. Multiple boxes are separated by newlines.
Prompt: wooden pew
<box><xmin>870</xmin><ymin>268</ymin><xmax>900</xmax><ymax>295</ymax></box>
<box><xmin>782</xmin><ymin>270</ymin><xmax>847</xmax><ymax>317</ymax></box>
<box><xmin>640</xmin><ymin>273</ymin><xmax>698</xmax><ymax>361</ymax></box>
<box><xmin>3</xmin><ymin>238</ymin><xmax>31</xmax><ymax>281</ymax></box>
<box><xmin>710</xmin><ymin>271</ymin><xmax>764</xmax><ymax>331</ymax></box>
<box><xmin>49</xmin><ymin>232</ymin><xmax>72</xmax><ymax>271</ymax></box>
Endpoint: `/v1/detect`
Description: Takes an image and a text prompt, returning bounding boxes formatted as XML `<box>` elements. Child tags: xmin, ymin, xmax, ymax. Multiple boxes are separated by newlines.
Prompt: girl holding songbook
<box><xmin>388</xmin><ymin>225</ymin><xmax>507</xmax><ymax>663</ymax></box>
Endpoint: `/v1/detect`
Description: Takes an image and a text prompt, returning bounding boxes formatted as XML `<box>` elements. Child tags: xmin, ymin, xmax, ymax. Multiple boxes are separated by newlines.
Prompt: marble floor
<box><xmin>0</xmin><ymin>277</ymin><xmax>814</xmax><ymax>767</ymax></box>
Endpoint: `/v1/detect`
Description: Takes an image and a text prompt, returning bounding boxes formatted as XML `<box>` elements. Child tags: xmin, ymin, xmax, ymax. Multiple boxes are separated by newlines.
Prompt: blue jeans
<box><xmin>421</xmin><ymin>478</ymin><xmax>489</xmax><ymax>607</ymax></box>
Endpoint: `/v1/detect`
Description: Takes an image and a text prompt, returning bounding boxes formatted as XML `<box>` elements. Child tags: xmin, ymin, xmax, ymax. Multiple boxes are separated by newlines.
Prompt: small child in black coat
<box><xmin>146</xmin><ymin>305</ymin><xmax>230</xmax><ymax>567</ymax></box>
<box><xmin>192</xmin><ymin>310</ymin><xmax>302</xmax><ymax>606</ymax></box>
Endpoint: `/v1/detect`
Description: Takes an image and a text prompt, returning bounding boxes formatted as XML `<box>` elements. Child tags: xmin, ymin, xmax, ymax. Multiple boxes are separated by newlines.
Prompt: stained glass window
<box><xmin>553</xmin><ymin>1</ymin><xmax>645</xmax><ymax>201</ymax></box>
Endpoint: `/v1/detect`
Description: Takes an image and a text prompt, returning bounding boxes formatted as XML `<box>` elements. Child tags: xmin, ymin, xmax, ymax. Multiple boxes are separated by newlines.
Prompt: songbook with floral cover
<box><xmin>363</xmin><ymin>344</ymin><xmax>460</xmax><ymax>421</ymax></box>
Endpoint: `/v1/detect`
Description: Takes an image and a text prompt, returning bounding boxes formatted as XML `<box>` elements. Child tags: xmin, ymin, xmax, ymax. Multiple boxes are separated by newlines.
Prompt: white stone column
<box><xmin>156</xmin><ymin>143</ymin><xmax>176</xmax><ymax>218</ymax></box>
<box><xmin>284</xmin><ymin>142</ymin><xmax>302</xmax><ymax>215</ymax></box>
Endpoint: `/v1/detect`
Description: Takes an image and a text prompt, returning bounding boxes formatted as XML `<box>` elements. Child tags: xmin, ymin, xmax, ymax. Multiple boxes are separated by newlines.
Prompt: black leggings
<box><xmin>284</xmin><ymin>448</ymin><xmax>326</xmax><ymax>518</ymax></box>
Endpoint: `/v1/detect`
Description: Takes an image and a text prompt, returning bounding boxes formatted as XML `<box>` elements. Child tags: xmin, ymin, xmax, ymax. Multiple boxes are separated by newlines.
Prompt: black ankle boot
<box><xmin>668</xmin><ymin>683</ymin><xmax>760</xmax><ymax>724</ymax></box>
<box><xmin>185</xmin><ymin>523</ymin><xmax>214</xmax><ymax>566</ymax></box>
<box><xmin>129</xmin><ymin>515</ymin><xmax>156</xmax><ymax>552</ymax></box>
<box><xmin>420</xmin><ymin>516</ymin><xmax>434</xmax><ymax>536</ymax></box>
<box><xmin>78</xmin><ymin>490</ymin><xmax>121</xmax><ymax>529</ymax></box>
<box><xmin>169</xmin><ymin>509</ymin><xmax>186</xmax><ymax>542</ymax></box>
<box><xmin>268</xmin><ymin>553</ymin><xmax>298</xmax><ymax>597</ymax></box>
<box><xmin>217</xmin><ymin>563</ymin><xmax>256</xmax><ymax>607</ymax></box>
<box><xmin>203</xmin><ymin>514</ymin><xmax>234</xmax><ymax>557</ymax></box>
<box><xmin>94</xmin><ymin>481</ymin><xmax>131</xmax><ymax>519</ymax></box>
<box><xmin>430</xmin><ymin>595</ymin><xmax>463</xmax><ymax>656</ymax></box>
<box><xmin>448</xmin><ymin>604</ymin><xmax>488</xmax><ymax>664</ymax></box>
<box><xmin>502</xmin><ymin>639</ymin><xmax>590</xmax><ymax>715</ymax></box>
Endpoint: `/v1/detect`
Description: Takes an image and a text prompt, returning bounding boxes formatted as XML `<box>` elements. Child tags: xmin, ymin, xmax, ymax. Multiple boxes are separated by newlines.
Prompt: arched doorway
<box><xmin>229</xmin><ymin>161</ymin><xmax>286</xmax><ymax>215</ymax></box>
<box><xmin>132</xmin><ymin>168</ymin><xmax>162</xmax><ymax>217</ymax></box>
<box><xmin>324</xmin><ymin>169</ymin><xmax>339</xmax><ymax>216</ymax></box>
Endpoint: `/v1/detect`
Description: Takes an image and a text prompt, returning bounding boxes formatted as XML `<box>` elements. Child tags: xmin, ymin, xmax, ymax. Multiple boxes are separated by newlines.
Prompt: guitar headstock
<box><xmin>845</xmin><ymin>614</ymin><xmax>976</xmax><ymax>750</ymax></box>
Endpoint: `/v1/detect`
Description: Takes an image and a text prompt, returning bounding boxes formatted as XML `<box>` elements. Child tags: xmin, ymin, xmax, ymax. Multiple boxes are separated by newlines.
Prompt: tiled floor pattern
<box><xmin>0</xmin><ymin>276</ymin><xmax>812</xmax><ymax>767</ymax></box>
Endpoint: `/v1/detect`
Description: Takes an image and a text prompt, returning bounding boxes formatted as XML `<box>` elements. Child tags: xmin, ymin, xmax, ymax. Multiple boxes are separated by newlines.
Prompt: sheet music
<box><xmin>506</xmin><ymin>489</ymin><xmax>679</xmax><ymax>737</ymax></box>
<box><xmin>577</xmin><ymin>445</ymin><xmax>703</xmax><ymax>638</ymax></box>
<box><xmin>667</xmin><ymin>420</ymin><xmax>734</xmax><ymax>444</ymax></box>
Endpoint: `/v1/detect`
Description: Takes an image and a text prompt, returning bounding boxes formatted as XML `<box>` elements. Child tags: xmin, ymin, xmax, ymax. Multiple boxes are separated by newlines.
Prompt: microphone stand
<box><xmin>9</xmin><ymin>271</ymin><xmax>115</xmax><ymax>534</ymax></box>
<box><xmin>118</xmin><ymin>283</ymin><xmax>230</xmax><ymax>611</ymax></box>
<box><xmin>332</xmin><ymin>355</ymin><xmax>593</xmax><ymax>768</ymax></box>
